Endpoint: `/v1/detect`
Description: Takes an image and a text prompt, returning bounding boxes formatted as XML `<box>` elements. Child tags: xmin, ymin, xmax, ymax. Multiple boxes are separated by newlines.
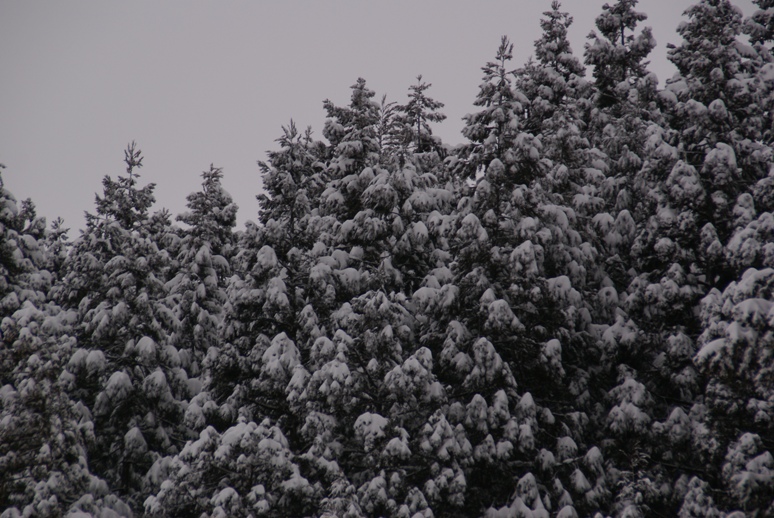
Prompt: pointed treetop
<box><xmin>595</xmin><ymin>0</ymin><xmax>648</xmax><ymax>47</ymax></box>
<box><xmin>322</xmin><ymin>78</ymin><xmax>381</xmax><ymax>177</ymax></box>
<box><xmin>178</xmin><ymin>164</ymin><xmax>237</xmax><ymax>238</ymax></box>
<box><xmin>668</xmin><ymin>0</ymin><xmax>745</xmax><ymax>84</ymax></box>
<box><xmin>534</xmin><ymin>1</ymin><xmax>585</xmax><ymax>79</ymax></box>
<box><xmin>477</xmin><ymin>36</ymin><xmax>515</xmax><ymax>107</ymax></box>
<box><xmin>396</xmin><ymin>75</ymin><xmax>446</xmax><ymax>153</ymax></box>
<box><xmin>124</xmin><ymin>140</ymin><xmax>143</xmax><ymax>182</ymax></box>
<box><xmin>376</xmin><ymin>94</ymin><xmax>402</xmax><ymax>164</ymax></box>
<box><xmin>350</xmin><ymin>77</ymin><xmax>376</xmax><ymax>110</ymax></box>
<box><xmin>88</xmin><ymin>142</ymin><xmax>156</xmax><ymax>232</ymax></box>
<box><xmin>201</xmin><ymin>163</ymin><xmax>224</xmax><ymax>192</ymax></box>
<box><xmin>464</xmin><ymin>36</ymin><xmax>519</xmax><ymax>123</ymax></box>
<box><xmin>323</xmin><ymin>78</ymin><xmax>380</xmax><ymax>142</ymax></box>
<box><xmin>584</xmin><ymin>0</ymin><xmax>656</xmax><ymax>106</ymax></box>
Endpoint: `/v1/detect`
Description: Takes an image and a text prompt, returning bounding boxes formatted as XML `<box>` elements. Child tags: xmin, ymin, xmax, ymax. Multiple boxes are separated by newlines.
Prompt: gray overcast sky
<box><xmin>0</xmin><ymin>0</ymin><xmax>756</xmax><ymax>235</ymax></box>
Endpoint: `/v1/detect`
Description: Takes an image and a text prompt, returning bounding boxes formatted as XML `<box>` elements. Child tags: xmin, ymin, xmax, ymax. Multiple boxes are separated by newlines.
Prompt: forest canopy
<box><xmin>1</xmin><ymin>0</ymin><xmax>773</xmax><ymax>516</ymax></box>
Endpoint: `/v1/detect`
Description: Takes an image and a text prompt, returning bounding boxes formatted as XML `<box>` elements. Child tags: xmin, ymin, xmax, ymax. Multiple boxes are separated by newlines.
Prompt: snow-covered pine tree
<box><xmin>455</xmin><ymin>37</ymin><xmax>541</xmax><ymax>188</ymax></box>
<box><xmin>0</xmin><ymin>168</ymin><xmax>49</xmax><ymax>320</ymax></box>
<box><xmin>665</xmin><ymin>0</ymin><xmax>771</xmax><ymax>251</ymax></box>
<box><xmin>584</xmin><ymin>0</ymin><xmax>656</xmax><ymax>109</ymax></box>
<box><xmin>453</xmin><ymin>36</ymin><xmax>545</xmax><ymax>254</ymax></box>
<box><xmin>582</xmin><ymin>0</ymin><xmax>659</xmax><ymax>200</ymax></box>
<box><xmin>534</xmin><ymin>1</ymin><xmax>586</xmax><ymax>82</ymax></box>
<box><xmin>250</xmin><ymin>77</ymin><xmax>455</xmax><ymax>514</ymax></box>
<box><xmin>376</xmin><ymin>94</ymin><xmax>403</xmax><ymax>167</ymax></box>
<box><xmin>409</xmin><ymin>37</ymin><xmax>597</xmax><ymax>515</ymax></box>
<box><xmin>320</xmin><ymin>78</ymin><xmax>381</xmax><ymax>222</ymax></box>
<box><xmin>207</xmin><ymin>123</ymin><xmax>325</xmax><ymax>428</ymax></box>
<box><xmin>258</xmin><ymin>120</ymin><xmax>326</xmax><ymax>253</ymax></box>
<box><xmin>693</xmin><ymin>268</ymin><xmax>774</xmax><ymax>514</ymax></box>
<box><xmin>0</xmin><ymin>171</ymin><xmax>131</xmax><ymax>517</ymax></box>
<box><xmin>167</xmin><ymin>165</ymin><xmax>236</xmax><ymax>375</ymax></box>
<box><xmin>55</xmin><ymin>143</ymin><xmax>188</xmax><ymax>508</ymax></box>
<box><xmin>516</xmin><ymin>1</ymin><xmax>588</xmax><ymax>139</ymax></box>
<box><xmin>579</xmin><ymin>4</ymin><xmax>699</xmax><ymax>515</ymax></box>
<box><xmin>394</xmin><ymin>75</ymin><xmax>447</xmax><ymax>156</ymax></box>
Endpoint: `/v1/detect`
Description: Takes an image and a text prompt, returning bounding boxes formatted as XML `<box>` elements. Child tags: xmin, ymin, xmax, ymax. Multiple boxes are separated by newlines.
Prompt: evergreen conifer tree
<box><xmin>0</xmin><ymin>169</ymin><xmax>49</xmax><ymax>319</ymax></box>
<box><xmin>55</xmin><ymin>144</ymin><xmax>187</xmax><ymax>508</ymax></box>
<box><xmin>323</xmin><ymin>78</ymin><xmax>381</xmax><ymax>179</ymax></box>
<box><xmin>395</xmin><ymin>75</ymin><xmax>447</xmax><ymax>156</ymax></box>
<box><xmin>456</xmin><ymin>37</ymin><xmax>541</xmax><ymax>187</ymax></box>
<box><xmin>584</xmin><ymin>0</ymin><xmax>657</xmax><ymax>109</ymax></box>
<box><xmin>0</xmin><ymin>171</ymin><xmax>131</xmax><ymax>517</ymax></box>
<box><xmin>376</xmin><ymin>95</ymin><xmax>403</xmax><ymax>166</ymax></box>
<box><xmin>7</xmin><ymin>4</ymin><xmax>774</xmax><ymax>515</ymax></box>
<box><xmin>167</xmin><ymin>165</ymin><xmax>237</xmax><ymax>373</ymax></box>
<box><xmin>258</xmin><ymin>121</ymin><xmax>326</xmax><ymax>252</ymax></box>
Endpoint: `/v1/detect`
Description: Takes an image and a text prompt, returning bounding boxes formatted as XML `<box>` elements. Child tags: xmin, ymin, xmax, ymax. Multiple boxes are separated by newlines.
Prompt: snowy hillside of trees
<box><xmin>2</xmin><ymin>1</ymin><xmax>773</xmax><ymax>516</ymax></box>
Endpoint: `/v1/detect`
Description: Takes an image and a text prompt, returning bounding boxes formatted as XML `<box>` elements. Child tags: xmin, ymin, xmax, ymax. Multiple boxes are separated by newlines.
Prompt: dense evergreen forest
<box><xmin>2</xmin><ymin>0</ymin><xmax>774</xmax><ymax>516</ymax></box>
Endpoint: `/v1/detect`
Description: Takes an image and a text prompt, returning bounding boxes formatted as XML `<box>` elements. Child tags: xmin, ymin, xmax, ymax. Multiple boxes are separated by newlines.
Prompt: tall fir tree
<box><xmin>322</xmin><ymin>78</ymin><xmax>381</xmax><ymax>180</ymax></box>
<box><xmin>55</xmin><ymin>144</ymin><xmax>188</xmax><ymax>509</ymax></box>
<box><xmin>457</xmin><ymin>37</ymin><xmax>541</xmax><ymax>186</ymax></box>
<box><xmin>0</xmin><ymin>168</ymin><xmax>49</xmax><ymax>319</ymax></box>
<box><xmin>0</xmin><ymin>171</ymin><xmax>132</xmax><ymax>517</ymax></box>
<box><xmin>584</xmin><ymin>0</ymin><xmax>657</xmax><ymax>109</ymax></box>
<box><xmin>257</xmin><ymin>121</ymin><xmax>326</xmax><ymax>252</ymax></box>
<box><xmin>167</xmin><ymin>164</ymin><xmax>237</xmax><ymax>374</ymax></box>
<box><xmin>7</xmin><ymin>3</ymin><xmax>774</xmax><ymax>515</ymax></box>
<box><xmin>395</xmin><ymin>75</ymin><xmax>447</xmax><ymax>156</ymax></box>
<box><xmin>376</xmin><ymin>94</ymin><xmax>403</xmax><ymax>166</ymax></box>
